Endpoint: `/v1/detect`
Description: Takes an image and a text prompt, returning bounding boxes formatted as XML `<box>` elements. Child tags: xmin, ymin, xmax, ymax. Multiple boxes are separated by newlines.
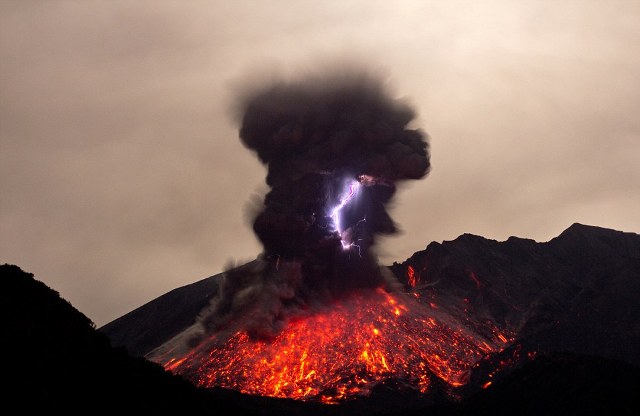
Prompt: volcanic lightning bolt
<box><xmin>330</xmin><ymin>179</ymin><xmax>363</xmax><ymax>250</ymax></box>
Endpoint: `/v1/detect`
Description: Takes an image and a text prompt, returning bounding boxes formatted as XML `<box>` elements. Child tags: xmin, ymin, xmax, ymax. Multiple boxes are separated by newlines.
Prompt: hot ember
<box><xmin>161</xmin><ymin>288</ymin><xmax>508</xmax><ymax>403</ymax></box>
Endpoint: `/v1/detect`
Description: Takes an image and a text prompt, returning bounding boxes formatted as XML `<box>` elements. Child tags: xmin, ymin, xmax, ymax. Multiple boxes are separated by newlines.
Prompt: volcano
<box><xmin>6</xmin><ymin>254</ymin><xmax>639</xmax><ymax>415</ymax></box>
<box><xmin>101</xmin><ymin>223</ymin><xmax>640</xmax><ymax>409</ymax></box>
<box><xmin>157</xmin><ymin>287</ymin><xmax>509</xmax><ymax>403</ymax></box>
<box><xmin>99</xmin><ymin>74</ymin><xmax>640</xmax><ymax>411</ymax></box>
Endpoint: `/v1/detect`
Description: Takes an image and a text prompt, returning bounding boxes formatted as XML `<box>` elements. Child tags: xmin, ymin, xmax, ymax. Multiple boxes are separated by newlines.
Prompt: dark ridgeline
<box><xmin>100</xmin><ymin>223</ymin><xmax>640</xmax><ymax>414</ymax></box>
<box><xmin>390</xmin><ymin>223</ymin><xmax>640</xmax><ymax>368</ymax></box>
<box><xmin>2</xmin><ymin>264</ymin><xmax>211</xmax><ymax>414</ymax></box>
<box><xmin>104</xmin><ymin>223</ymin><xmax>640</xmax><ymax>368</ymax></box>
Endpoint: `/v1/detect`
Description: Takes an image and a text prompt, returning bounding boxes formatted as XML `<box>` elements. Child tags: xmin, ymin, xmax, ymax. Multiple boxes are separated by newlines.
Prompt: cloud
<box><xmin>1</xmin><ymin>1</ymin><xmax>639</xmax><ymax>326</ymax></box>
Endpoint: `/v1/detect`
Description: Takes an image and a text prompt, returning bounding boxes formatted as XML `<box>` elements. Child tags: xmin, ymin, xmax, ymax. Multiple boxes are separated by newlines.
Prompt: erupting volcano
<box><xmin>150</xmin><ymin>71</ymin><xmax>511</xmax><ymax>402</ymax></box>
<box><xmin>164</xmin><ymin>287</ymin><xmax>510</xmax><ymax>403</ymax></box>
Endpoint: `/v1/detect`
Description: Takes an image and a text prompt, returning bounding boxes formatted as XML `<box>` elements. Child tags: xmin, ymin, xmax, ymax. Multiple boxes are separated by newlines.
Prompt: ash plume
<box><xmin>192</xmin><ymin>70</ymin><xmax>430</xmax><ymax>343</ymax></box>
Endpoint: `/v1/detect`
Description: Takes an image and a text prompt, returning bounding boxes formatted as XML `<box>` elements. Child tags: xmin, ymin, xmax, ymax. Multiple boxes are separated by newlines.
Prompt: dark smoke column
<box><xmin>239</xmin><ymin>73</ymin><xmax>430</xmax><ymax>294</ymax></box>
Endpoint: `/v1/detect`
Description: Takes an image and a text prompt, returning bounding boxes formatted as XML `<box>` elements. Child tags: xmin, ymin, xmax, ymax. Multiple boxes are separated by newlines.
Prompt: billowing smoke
<box><xmin>190</xmin><ymin>71</ymin><xmax>430</xmax><ymax>344</ymax></box>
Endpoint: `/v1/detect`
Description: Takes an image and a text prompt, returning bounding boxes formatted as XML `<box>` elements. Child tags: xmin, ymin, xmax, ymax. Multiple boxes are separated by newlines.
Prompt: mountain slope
<box><xmin>5</xmin><ymin>220</ymin><xmax>640</xmax><ymax>415</ymax></box>
<box><xmin>101</xmin><ymin>269</ymin><xmax>223</xmax><ymax>357</ymax></box>
<box><xmin>4</xmin><ymin>263</ymin><xmax>382</xmax><ymax>416</ymax></box>
<box><xmin>103</xmin><ymin>223</ymin><xmax>640</xmax><ymax>370</ymax></box>
<box><xmin>388</xmin><ymin>223</ymin><xmax>640</xmax><ymax>366</ymax></box>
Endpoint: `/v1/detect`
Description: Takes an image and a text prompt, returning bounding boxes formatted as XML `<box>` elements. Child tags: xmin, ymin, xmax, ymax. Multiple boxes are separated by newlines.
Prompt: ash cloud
<box><xmin>191</xmin><ymin>70</ymin><xmax>430</xmax><ymax>344</ymax></box>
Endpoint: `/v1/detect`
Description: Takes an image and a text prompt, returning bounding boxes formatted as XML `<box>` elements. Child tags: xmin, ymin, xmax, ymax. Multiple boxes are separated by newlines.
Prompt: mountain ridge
<box><xmin>5</xmin><ymin>221</ymin><xmax>640</xmax><ymax>414</ymax></box>
<box><xmin>101</xmin><ymin>223</ymin><xmax>640</xmax><ymax>366</ymax></box>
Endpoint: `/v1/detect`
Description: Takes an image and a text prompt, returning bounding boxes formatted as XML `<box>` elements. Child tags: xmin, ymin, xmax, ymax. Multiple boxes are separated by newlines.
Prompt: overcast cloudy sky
<box><xmin>2</xmin><ymin>0</ymin><xmax>639</xmax><ymax>326</ymax></box>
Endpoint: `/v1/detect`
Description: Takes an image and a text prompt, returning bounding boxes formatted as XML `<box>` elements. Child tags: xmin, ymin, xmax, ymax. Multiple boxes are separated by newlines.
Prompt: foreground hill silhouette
<box><xmin>2</xmin><ymin>264</ymin><xmax>214</xmax><ymax>414</ymax></box>
<box><xmin>2</xmin><ymin>264</ymin><xmax>333</xmax><ymax>415</ymax></box>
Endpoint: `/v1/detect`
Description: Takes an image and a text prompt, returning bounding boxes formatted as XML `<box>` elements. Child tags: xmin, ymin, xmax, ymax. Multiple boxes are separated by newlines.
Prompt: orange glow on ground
<box><xmin>160</xmin><ymin>288</ymin><xmax>508</xmax><ymax>402</ymax></box>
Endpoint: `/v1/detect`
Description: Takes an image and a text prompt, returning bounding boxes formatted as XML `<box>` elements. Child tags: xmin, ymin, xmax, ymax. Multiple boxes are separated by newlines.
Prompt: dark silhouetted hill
<box><xmin>2</xmin><ymin>264</ymin><xmax>217</xmax><ymax>414</ymax></box>
<box><xmin>1</xmin><ymin>264</ymin><xmax>330</xmax><ymax>415</ymax></box>
<box><xmin>457</xmin><ymin>352</ymin><xmax>640</xmax><ymax>416</ymax></box>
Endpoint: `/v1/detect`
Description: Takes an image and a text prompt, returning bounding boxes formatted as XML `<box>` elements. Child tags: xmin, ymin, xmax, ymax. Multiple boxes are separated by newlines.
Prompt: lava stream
<box><xmin>161</xmin><ymin>288</ymin><xmax>506</xmax><ymax>403</ymax></box>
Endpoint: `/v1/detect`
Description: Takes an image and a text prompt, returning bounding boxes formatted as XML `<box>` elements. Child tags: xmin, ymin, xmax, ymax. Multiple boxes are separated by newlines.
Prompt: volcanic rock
<box><xmin>103</xmin><ymin>223</ymin><xmax>640</xmax><ymax>371</ymax></box>
<box><xmin>5</xmin><ymin>221</ymin><xmax>640</xmax><ymax>414</ymax></box>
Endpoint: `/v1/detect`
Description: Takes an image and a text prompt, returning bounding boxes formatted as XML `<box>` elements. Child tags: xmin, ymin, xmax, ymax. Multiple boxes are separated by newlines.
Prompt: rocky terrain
<box><xmin>5</xmin><ymin>223</ymin><xmax>640</xmax><ymax>414</ymax></box>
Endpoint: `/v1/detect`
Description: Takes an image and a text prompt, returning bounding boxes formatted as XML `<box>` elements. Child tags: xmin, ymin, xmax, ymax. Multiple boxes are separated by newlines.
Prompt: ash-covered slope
<box><xmin>5</xmin><ymin>261</ymin><xmax>638</xmax><ymax>415</ymax></box>
<box><xmin>103</xmin><ymin>223</ymin><xmax>640</xmax><ymax>369</ymax></box>
<box><xmin>100</xmin><ymin>267</ymin><xmax>225</xmax><ymax>357</ymax></box>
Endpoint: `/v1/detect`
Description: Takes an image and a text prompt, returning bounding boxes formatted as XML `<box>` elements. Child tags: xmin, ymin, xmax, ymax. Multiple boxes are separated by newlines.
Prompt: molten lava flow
<box><xmin>162</xmin><ymin>288</ymin><xmax>507</xmax><ymax>403</ymax></box>
<box><xmin>407</xmin><ymin>265</ymin><xmax>418</xmax><ymax>287</ymax></box>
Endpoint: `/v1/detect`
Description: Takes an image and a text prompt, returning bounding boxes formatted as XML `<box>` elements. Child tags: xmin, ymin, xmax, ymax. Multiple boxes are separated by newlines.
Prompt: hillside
<box><xmin>5</xmin><ymin>222</ymin><xmax>640</xmax><ymax>414</ymax></box>
<box><xmin>103</xmin><ymin>223</ymin><xmax>640</xmax><ymax>368</ymax></box>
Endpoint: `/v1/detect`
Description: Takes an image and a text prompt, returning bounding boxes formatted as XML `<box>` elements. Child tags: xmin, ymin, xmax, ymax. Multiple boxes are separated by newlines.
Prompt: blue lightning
<box><xmin>330</xmin><ymin>179</ymin><xmax>362</xmax><ymax>250</ymax></box>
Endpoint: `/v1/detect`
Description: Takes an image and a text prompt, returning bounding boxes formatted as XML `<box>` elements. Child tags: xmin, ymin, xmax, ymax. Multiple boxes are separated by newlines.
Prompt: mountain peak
<box><xmin>549</xmin><ymin>223</ymin><xmax>639</xmax><ymax>256</ymax></box>
<box><xmin>559</xmin><ymin>222</ymin><xmax>606</xmax><ymax>236</ymax></box>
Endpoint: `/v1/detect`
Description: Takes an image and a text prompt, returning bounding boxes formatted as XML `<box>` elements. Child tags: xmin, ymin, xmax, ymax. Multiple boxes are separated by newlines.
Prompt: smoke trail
<box><xmin>192</xmin><ymin>70</ymin><xmax>430</xmax><ymax>343</ymax></box>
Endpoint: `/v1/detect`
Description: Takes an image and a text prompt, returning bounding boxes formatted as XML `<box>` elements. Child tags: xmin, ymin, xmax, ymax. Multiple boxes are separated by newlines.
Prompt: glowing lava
<box><xmin>407</xmin><ymin>265</ymin><xmax>418</xmax><ymax>287</ymax></box>
<box><xmin>162</xmin><ymin>288</ymin><xmax>508</xmax><ymax>403</ymax></box>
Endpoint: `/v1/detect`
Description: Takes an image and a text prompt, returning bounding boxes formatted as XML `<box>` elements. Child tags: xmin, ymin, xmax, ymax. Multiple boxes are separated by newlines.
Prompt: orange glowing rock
<box><xmin>407</xmin><ymin>265</ymin><xmax>418</xmax><ymax>287</ymax></box>
<box><xmin>160</xmin><ymin>288</ymin><xmax>507</xmax><ymax>402</ymax></box>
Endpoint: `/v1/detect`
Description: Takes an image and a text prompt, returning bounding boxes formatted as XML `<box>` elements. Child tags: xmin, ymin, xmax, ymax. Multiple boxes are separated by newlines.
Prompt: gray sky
<box><xmin>2</xmin><ymin>0</ymin><xmax>639</xmax><ymax>327</ymax></box>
